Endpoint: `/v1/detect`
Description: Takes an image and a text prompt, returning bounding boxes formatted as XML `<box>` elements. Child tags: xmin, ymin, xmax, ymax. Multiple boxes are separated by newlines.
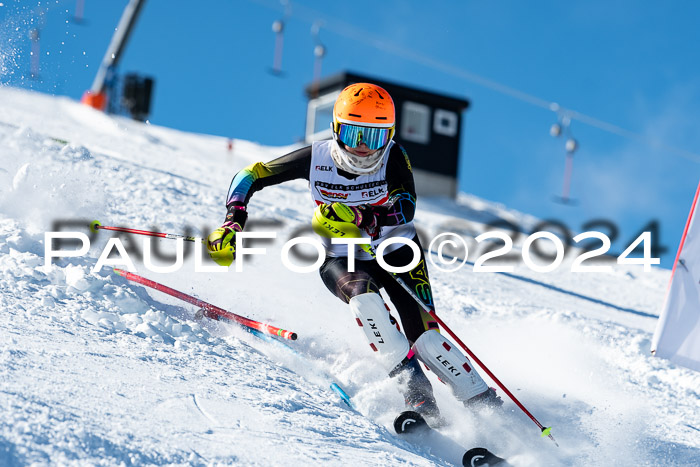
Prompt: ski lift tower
<box><xmin>81</xmin><ymin>0</ymin><xmax>148</xmax><ymax>115</ymax></box>
<box><xmin>305</xmin><ymin>72</ymin><xmax>470</xmax><ymax>198</ymax></box>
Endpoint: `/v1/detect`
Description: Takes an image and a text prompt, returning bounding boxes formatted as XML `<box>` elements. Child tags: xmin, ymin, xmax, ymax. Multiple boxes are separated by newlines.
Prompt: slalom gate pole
<box><xmin>361</xmin><ymin>245</ymin><xmax>557</xmax><ymax>445</ymax></box>
<box><xmin>90</xmin><ymin>220</ymin><xmax>203</xmax><ymax>243</ymax></box>
<box><xmin>113</xmin><ymin>268</ymin><xmax>297</xmax><ymax>341</ymax></box>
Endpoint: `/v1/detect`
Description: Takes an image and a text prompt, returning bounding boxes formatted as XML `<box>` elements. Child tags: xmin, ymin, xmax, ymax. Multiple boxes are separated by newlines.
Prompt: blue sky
<box><xmin>2</xmin><ymin>0</ymin><xmax>699</xmax><ymax>268</ymax></box>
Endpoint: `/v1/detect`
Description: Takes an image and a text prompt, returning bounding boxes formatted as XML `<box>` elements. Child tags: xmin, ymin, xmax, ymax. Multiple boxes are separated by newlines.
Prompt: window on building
<box><xmin>306</xmin><ymin>91</ymin><xmax>340</xmax><ymax>141</ymax></box>
<box><xmin>433</xmin><ymin>109</ymin><xmax>458</xmax><ymax>137</ymax></box>
<box><xmin>400</xmin><ymin>101</ymin><xmax>431</xmax><ymax>144</ymax></box>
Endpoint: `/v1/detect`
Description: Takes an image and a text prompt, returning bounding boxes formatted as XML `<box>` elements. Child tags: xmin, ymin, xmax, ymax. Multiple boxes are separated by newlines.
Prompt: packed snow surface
<box><xmin>0</xmin><ymin>87</ymin><xmax>698</xmax><ymax>466</ymax></box>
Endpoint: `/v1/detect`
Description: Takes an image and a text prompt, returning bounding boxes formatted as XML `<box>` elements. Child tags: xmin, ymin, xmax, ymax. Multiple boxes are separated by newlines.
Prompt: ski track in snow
<box><xmin>0</xmin><ymin>86</ymin><xmax>699</xmax><ymax>466</ymax></box>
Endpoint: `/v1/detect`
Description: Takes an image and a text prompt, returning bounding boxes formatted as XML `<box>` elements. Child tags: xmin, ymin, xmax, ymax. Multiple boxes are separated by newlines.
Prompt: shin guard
<box><xmin>413</xmin><ymin>330</ymin><xmax>488</xmax><ymax>401</ymax></box>
<box><xmin>349</xmin><ymin>293</ymin><xmax>410</xmax><ymax>373</ymax></box>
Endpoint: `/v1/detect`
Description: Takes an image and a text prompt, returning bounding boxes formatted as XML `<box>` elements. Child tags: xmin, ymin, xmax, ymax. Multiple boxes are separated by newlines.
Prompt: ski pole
<box><xmin>90</xmin><ymin>220</ymin><xmax>203</xmax><ymax>243</ymax></box>
<box><xmin>113</xmin><ymin>268</ymin><xmax>297</xmax><ymax>341</ymax></box>
<box><xmin>362</xmin><ymin>245</ymin><xmax>558</xmax><ymax>446</ymax></box>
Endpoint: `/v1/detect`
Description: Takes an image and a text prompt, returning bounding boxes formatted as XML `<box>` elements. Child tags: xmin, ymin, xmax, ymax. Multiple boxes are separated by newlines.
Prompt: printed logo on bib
<box><xmin>315</xmin><ymin>165</ymin><xmax>333</xmax><ymax>172</ymax></box>
<box><xmin>319</xmin><ymin>189</ymin><xmax>349</xmax><ymax>200</ymax></box>
<box><xmin>314</xmin><ymin>180</ymin><xmax>388</xmax><ymax>204</ymax></box>
<box><xmin>362</xmin><ymin>187</ymin><xmax>386</xmax><ymax>198</ymax></box>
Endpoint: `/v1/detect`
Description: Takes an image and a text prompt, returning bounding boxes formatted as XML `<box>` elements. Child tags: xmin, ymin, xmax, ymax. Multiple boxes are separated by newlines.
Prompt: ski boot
<box><xmin>465</xmin><ymin>387</ymin><xmax>504</xmax><ymax>410</ymax></box>
<box><xmin>394</xmin><ymin>356</ymin><xmax>442</xmax><ymax>422</ymax></box>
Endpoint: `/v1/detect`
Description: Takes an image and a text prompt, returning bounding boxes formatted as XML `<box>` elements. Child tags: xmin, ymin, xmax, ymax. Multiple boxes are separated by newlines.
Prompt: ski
<box><xmin>246</xmin><ymin>326</ymin><xmax>355</xmax><ymax>410</ymax></box>
<box><xmin>463</xmin><ymin>448</ymin><xmax>508</xmax><ymax>467</ymax></box>
<box><xmin>394</xmin><ymin>411</ymin><xmax>509</xmax><ymax>467</ymax></box>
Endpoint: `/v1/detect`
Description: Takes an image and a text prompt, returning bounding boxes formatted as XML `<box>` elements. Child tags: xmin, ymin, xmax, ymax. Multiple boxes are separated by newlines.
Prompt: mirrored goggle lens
<box><xmin>336</xmin><ymin>124</ymin><xmax>392</xmax><ymax>150</ymax></box>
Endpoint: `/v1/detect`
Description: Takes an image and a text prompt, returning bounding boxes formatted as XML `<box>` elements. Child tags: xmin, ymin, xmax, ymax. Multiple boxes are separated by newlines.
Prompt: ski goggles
<box><xmin>334</xmin><ymin>123</ymin><xmax>394</xmax><ymax>150</ymax></box>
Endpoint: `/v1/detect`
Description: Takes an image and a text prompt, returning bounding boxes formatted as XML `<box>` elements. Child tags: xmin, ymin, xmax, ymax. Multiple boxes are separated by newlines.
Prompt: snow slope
<box><xmin>0</xmin><ymin>86</ymin><xmax>698</xmax><ymax>466</ymax></box>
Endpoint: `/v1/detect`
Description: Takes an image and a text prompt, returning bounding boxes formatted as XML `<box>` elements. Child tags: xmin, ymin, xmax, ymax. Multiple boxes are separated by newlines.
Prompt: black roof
<box><xmin>305</xmin><ymin>71</ymin><xmax>470</xmax><ymax>111</ymax></box>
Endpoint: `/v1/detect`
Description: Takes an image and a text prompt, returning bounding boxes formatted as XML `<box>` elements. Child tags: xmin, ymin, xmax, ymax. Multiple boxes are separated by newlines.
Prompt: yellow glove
<box><xmin>206</xmin><ymin>222</ymin><xmax>241</xmax><ymax>267</ymax></box>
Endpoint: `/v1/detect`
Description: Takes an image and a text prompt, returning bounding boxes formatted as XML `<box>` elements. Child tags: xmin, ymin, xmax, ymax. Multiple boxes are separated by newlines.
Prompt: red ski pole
<box><xmin>90</xmin><ymin>220</ymin><xmax>203</xmax><ymax>243</ymax></box>
<box><xmin>113</xmin><ymin>268</ymin><xmax>297</xmax><ymax>341</ymax></box>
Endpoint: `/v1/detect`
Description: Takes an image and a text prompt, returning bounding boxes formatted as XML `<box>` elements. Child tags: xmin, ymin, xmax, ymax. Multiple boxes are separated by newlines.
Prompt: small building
<box><xmin>304</xmin><ymin>71</ymin><xmax>470</xmax><ymax>198</ymax></box>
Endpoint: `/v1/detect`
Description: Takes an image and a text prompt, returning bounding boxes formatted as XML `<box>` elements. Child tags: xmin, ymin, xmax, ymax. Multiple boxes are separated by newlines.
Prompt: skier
<box><xmin>206</xmin><ymin>83</ymin><xmax>502</xmax><ymax>420</ymax></box>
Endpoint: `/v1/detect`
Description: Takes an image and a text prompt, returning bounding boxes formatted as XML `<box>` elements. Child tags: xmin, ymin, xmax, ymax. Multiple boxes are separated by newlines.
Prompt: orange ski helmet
<box><xmin>331</xmin><ymin>83</ymin><xmax>396</xmax><ymax>174</ymax></box>
<box><xmin>333</xmin><ymin>83</ymin><xmax>396</xmax><ymax>129</ymax></box>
